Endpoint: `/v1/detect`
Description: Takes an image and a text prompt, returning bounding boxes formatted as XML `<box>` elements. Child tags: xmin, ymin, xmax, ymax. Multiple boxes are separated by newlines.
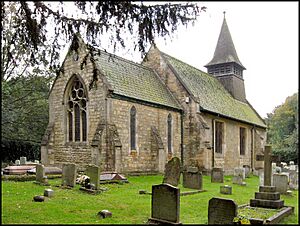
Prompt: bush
<box><xmin>1</xmin><ymin>139</ymin><xmax>41</xmax><ymax>163</ymax></box>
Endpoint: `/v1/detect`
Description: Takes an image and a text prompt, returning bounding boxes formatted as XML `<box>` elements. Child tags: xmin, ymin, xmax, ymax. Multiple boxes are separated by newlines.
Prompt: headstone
<box><xmin>34</xmin><ymin>160</ymin><xmax>40</xmax><ymax>164</ymax></box>
<box><xmin>44</xmin><ymin>189</ymin><xmax>54</xmax><ymax>197</ymax></box>
<box><xmin>289</xmin><ymin>161</ymin><xmax>295</xmax><ymax>165</ymax></box>
<box><xmin>273</xmin><ymin>173</ymin><xmax>289</xmax><ymax>194</ymax></box>
<box><xmin>211</xmin><ymin>167</ymin><xmax>224</xmax><ymax>183</ymax></box>
<box><xmin>182</xmin><ymin>167</ymin><xmax>202</xmax><ymax>190</ymax></box>
<box><xmin>289</xmin><ymin>164</ymin><xmax>296</xmax><ymax>171</ymax></box>
<box><xmin>243</xmin><ymin>165</ymin><xmax>251</xmax><ymax>178</ymax></box>
<box><xmin>62</xmin><ymin>163</ymin><xmax>77</xmax><ymax>187</ymax></box>
<box><xmin>272</xmin><ymin>163</ymin><xmax>277</xmax><ymax>174</ymax></box>
<box><xmin>36</xmin><ymin>164</ymin><xmax>45</xmax><ymax>183</ymax></box>
<box><xmin>20</xmin><ymin>157</ymin><xmax>27</xmax><ymax>165</ymax></box>
<box><xmin>288</xmin><ymin>170</ymin><xmax>298</xmax><ymax>190</ymax></box>
<box><xmin>259</xmin><ymin>170</ymin><xmax>264</xmax><ymax>186</ymax></box>
<box><xmin>275</xmin><ymin>166</ymin><xmax>282</xmax><ymax>173</ymax></box>
<box><xmin>232</xmin><ymin>168</ymin><xmax>245</xmax><ymax>184</ymax></box>
<box><xmin>149</xmin><ymin>183</ymin><xmax>180</xmax><ymax>224</ymax></box>
<box><xmin>15</xmin><ymin>160</ymin><xmax>20</xmax><ymax>166</ymax></box>
<box><xmin>86</xmin><ymin>164</ymin><xmax>100</xmax><ymax>190</ymax></box>
<box><xmin>162</xmin><ymin>157</ymin><xmax>181</xmax><ymax>187</ymax></box>
<box><xmin>208</xmin><ymin>197</ymin><xmax>237</xmax><ymax>225</ymax></box>
<box><xmin>220</xmin><ymin>185</ymin><xmax>232</xmax><ymax>195</ymax></box>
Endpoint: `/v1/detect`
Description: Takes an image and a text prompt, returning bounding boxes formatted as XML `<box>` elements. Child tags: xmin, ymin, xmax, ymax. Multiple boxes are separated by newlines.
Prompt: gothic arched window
<box><xmin>130</xmin><ymin>106</ymin><xmax>137</xmax><ymax>150</ymax></box>
<box><xmin>167</xmin><ymin>113</ymin><xmax>172</xmax><ymax>153</ymax></box>
<box><xmin>67</xmin><ymin>76</ymin><xmax>87</xmax><ymax>142</ymax></box>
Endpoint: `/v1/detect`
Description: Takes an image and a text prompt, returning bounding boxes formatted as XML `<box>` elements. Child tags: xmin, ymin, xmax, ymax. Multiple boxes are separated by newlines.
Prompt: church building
<box><xmin>41</xmin><ymin>15</ymin><xmax>266</xmax><ymax>175</ymax></box>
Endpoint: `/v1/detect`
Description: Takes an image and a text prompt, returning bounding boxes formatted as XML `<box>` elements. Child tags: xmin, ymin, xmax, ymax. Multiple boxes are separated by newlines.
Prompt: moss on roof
<box><xmin>91</xmin><ymin>49</ymin><xmax>181</xmax><ymax>110</ymax></box>
<box><xmin>162</xmin><ymin>52</ymin><xmax>266</xmax><ymax>128</ymax></box>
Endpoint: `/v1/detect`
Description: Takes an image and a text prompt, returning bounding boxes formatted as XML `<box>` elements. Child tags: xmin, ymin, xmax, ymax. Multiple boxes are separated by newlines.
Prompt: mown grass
<box><xmin>1</xmin><ymin>174</ymin><xmax>298</xmax><ymax>224</ymax></box>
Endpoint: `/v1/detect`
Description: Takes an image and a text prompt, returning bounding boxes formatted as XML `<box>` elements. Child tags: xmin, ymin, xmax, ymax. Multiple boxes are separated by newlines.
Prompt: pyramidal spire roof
<box><xmin>205</xmin><ymin>13</ymin><xmax>246</xmax><ymax>69</ymax></box>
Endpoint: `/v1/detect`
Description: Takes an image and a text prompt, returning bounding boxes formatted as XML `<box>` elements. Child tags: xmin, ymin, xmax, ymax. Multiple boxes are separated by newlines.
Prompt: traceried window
<box><xmin>167</xmin><ymin>114</ymin><xmax>172</xmax><ymax>153</ymax></box>
<box><xmin>240</xmin><ymin>127</ymin><xmax>246</xmax><ymax>155</ymax></box>
<box><xmin>67</xmin><ymin>76</ymin><xmax>87</xmax><ymax>142</ymax></box>
<box><xmin>130</xmin><ymin>106</ymin><xmax>137</xmax><ymax>150</ymax></box>
<box><xmin>215</xmin><ymin>121</ymin><xmax>224</xmax><ymax>154</ymax></box>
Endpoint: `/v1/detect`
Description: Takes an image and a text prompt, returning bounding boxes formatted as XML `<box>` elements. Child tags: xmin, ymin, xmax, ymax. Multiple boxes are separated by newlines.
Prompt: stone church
<box><xmin>41</xmin><ymin>16</ymin><xmax>266</xmax><ymax>175</ymax></box>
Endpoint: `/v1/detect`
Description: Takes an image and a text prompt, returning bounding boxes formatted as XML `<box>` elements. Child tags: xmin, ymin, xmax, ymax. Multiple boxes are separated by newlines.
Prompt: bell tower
<box><xmin>204</xmin><ymin>12</ymin><xmax>247</xmax><ymax>102</ymax></box>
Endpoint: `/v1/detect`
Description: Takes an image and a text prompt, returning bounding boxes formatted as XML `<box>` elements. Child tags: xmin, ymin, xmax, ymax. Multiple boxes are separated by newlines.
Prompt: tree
<box><xmin>1</xmin><ymin>1</ymin><xmax>205</xmax><ymax>162</ymax></box>
<box><xmin>266</xmin><ymin>93</ymin><xmax>298</xmax><ymax>164</ymax></box>
<box><xmin>1</xmin><ymin>1</ymin><xmax>205</xmax><ymax>73</ymax></box>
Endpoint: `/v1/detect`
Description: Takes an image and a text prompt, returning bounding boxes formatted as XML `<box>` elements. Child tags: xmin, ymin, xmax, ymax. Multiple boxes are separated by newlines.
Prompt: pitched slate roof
<box><xmin>90</xmin><ymin>48</ymin><xmax>181</xmax><ymax>110</ymax></box>
<box><xmin>161</xmin><ymin>52</ymin><xmax>266</xmax><ymax>128</ymax></box>
<box><xmin>205</xmin><ymin>17</ymin><xmax>246</xmax><ymax>69</ymax></box>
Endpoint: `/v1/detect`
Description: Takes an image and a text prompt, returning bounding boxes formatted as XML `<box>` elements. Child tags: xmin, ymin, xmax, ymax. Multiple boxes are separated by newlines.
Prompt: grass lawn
<box><xmin>1</xmin><ymin>174</ymin><xmax>298</xmax><ymax>224</ymax></box>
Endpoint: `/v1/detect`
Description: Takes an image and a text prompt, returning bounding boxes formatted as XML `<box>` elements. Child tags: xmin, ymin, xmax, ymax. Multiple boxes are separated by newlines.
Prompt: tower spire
<box><xmin>204</xmin><ymin>13</ymin><xmax>247</xmax><ymax>103</ymax></box>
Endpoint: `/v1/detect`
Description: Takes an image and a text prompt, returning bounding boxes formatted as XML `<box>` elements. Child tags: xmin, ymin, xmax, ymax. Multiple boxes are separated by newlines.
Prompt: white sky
<box><xmin>61</xmin><ymin>1</ymin><xmax>299</xmax><ymax>119</ymax></box>
<box><xmin>150</xmin><ymin>1</ymin><xmax>299</xmax><ymax>118</ymax></box>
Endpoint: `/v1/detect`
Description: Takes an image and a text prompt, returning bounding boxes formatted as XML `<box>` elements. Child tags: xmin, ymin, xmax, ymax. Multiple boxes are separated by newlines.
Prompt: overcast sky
<box><xmin>62</xmin><ymin>1</ymin><xmax>298</xmax><ymax>118</ymax></box>
<box><xmin>150</xmin><ymin>1</ymin><xmax>299</xmax><ymax>118</ymax></box>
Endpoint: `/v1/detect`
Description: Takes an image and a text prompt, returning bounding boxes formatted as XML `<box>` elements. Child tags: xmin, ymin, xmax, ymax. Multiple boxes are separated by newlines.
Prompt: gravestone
<box><xmin>44</xmin><ymin>189</ymin><xmax>54</xmax><ymax>197</ymax></box>
<box><xmin>220</xmin><ymin>185</ymin><xmax>232</xmax><ymax>195</ymax></box>
<box><xmin>20</xmin><ymin>157</ymin><xmax>27</xmax><ymax>165</ymax></box>
<box><xmin>288</xmin><ymin>170</ymin><xmax>298</xmax><ymax>190</ymax></box>
<box><xmin>182</xmin><ymin>167</ymin><xmax>202</xmax><ymax>190</ymax></box>
<box><xmin>256</xmin><ymin>145</ymin><xmax>279</xmax><ymax>186</ymax></box>
<box><xmin>232</xmin><ymin>168</ymin><xmax>245</xmax><ymax>185</ymax></box>
<box><xmin>208</xmin><ymin>197</ymin><xmax>237</xmax><ymax>224</ymax></box>
<box><xmin>149</xmin><ymin>183</ymin><xmax>181</xmax><ymax>224</ymax></box>
<box><xmin>243</xmin><ymin>165</ymin><xmax>251</xmax><ymax>178</ymax></box>
<box><xmin>86</xmin><ymin>164</ymin><xmax>100</xmax><ymax>190</ymax></box>
<box><xmin>62</xmin><ymin>163</ymin><xmax>77</xmax><ymax>187</ymax></box>
<box><xmin>273</xmin><ymin>173</ymin><xmax>289</xmax><ymax>194</ymax></box>
<box><xmin>36</xmin><ymin>164</ymin><xmax>45</xmax><ymax>183</ymax></box>
<box><xmin>211</xmin><ymin>167</ymin><xmax>224</xmax><ymax>183</ymax></box>
<box><xmin>15</xmin><ymin>160</ymin><xmax>20</xmax><ymax>166</ymax></box>
<box><xmin>162</xmin><ymin>157</ymin><xmax>181</xmax><ymax>187</ymax></box>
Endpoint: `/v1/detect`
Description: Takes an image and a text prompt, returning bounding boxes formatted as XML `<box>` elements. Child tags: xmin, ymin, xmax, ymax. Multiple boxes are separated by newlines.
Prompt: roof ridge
<box><xmin>160</xmin><ymin>50</ymin><xmax>224</xmax><ymax>82</ymax></box>
<box><xmin>87</xmin><ymin>44</ymin><xmax>153</xmax><ymax>72</ymax></box>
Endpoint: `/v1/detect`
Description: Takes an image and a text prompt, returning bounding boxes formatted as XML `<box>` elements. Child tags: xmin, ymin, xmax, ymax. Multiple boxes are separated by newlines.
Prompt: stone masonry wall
<box><xmin>43</xmin><ymin>38</ymin><xmax>108</xmax><ymax>169</ymax></box>
<box><xmin>142</xmin><ymin>46</ymin><xmax>266</xmax><ymax>174</ymax></box>
<box><xmin>110</xmin><ymin>98</ymin><xmax>181</xmax><ymax>173</ymax></box>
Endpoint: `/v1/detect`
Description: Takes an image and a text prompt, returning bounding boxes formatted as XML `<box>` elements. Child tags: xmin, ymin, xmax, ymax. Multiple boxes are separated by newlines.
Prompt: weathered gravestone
<box><xmin>36</xmin><ymin>164</ymin><xmax>45</xmax><ymax>183</ymax></box>
<box><xmin>273</xmin><ymin>173</ymin><xmax>289</xmax><ymax>194</ymax></box>
<box><xmin>149</xmin><ymin>183</ymin><xmax>181</xmax><ymax>224</ymax></box>
<box><xmin>20</xmin><ymin>157</ymin><xmax>27</xmax><ymax>165</ymax></box>
<box><xmin>220</xmin><ymin>185</ymin><xmax>232</xmax><ymax>195</ymax></box>
<box><xmin>208</xmin><ymin>197</ymin><xmax>237</xmax><ymax>225</ymax></box>
<box><xmin>15</xmin><ymin>160</ymin><xmax>20</xmax><ymax>166</ymax></box>
<box><xmin>211</xmin><ymin>167</ymin><xmax>224</xmax><ymax>183</ymax></box>
<box><xmin>243</xmin><ymin>165</ymin><xmax>251</xmax><ymax>178</ymax></box>
<box><xmin>62</xmin><ymin>163</ymin><xmax>77</xmax><ymax>187</ymax></box>
<box><xmin>288</xmin><ymin>169</ymin><xmax>298</xmax><ymax>190</ymax></box>
<box><xmin>44</xmin><ymin>189</ymin><xmax>54</xmax><ymax>198</ymax></box>
<box><xmin>256</xmin><ymin>145</ymin><xmax>280</xmax><ymax>186</ymax></box>
<box><xmin>182</xmin><ymin>166</ymin><xmax>202</xmax><ymax>190</ymax></box>
<box><xmin>85</xmin><ymin>164</ymin><xmax>100</xmax><ymax>190</ymax></box>
<box><xmin>162</xmin><ymin>157</ymin><xmax>181</xmax><ymax>187</ymax></box>
<box><xmin>232</xmin><ymin>168</ymin><xmax>245</xmax><ymax>185</ymax></box>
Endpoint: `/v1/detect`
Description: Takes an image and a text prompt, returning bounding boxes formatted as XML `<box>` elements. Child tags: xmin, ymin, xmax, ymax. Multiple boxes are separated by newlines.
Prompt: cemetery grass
<box><xmin>2</xmin><ymin>174</ymin><xmax>298</xmax><ymax>224</ymax></box>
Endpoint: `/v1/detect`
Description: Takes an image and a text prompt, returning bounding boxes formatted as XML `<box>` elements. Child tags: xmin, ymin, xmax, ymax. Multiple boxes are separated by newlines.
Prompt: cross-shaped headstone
<box><xmin>256</xmin><ymin>145</ymin><xmax>280</xmax><ymax>186</ymax></box>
